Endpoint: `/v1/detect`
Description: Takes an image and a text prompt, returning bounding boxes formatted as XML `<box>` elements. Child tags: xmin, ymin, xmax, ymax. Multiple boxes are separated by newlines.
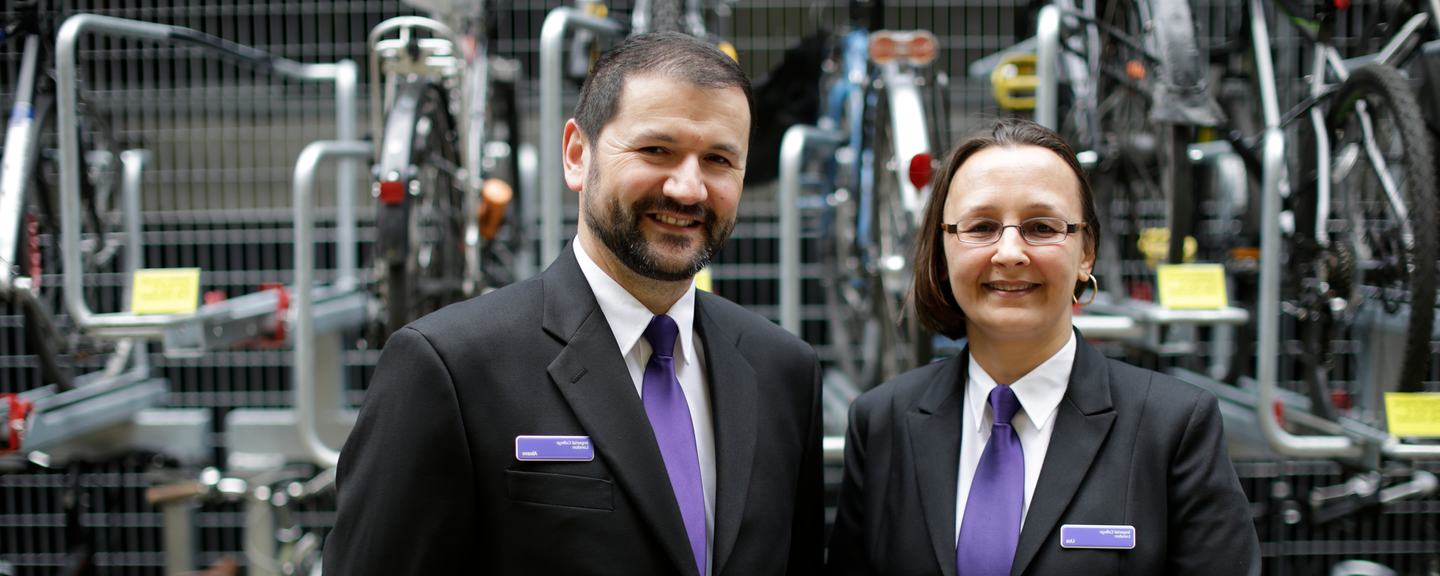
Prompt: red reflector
<box><xmin>1333</xmin><ymin>0</ymin><xmax>1350</xmax><ymax>9</ymax></box>
<box><xmin>379</xmin><ymin>180</ymin><xmax>406</xmax><ymax>205</ymax></box>
<box><xmin>1273</xmin><ymin>401</ymin><xmax>1286</xmax><ymax>429</ymax></box>
<box><xmin>1331</xmin><ymin>389</ymin><xmax>1353</xmax><ymax>410</ymax></box>
<box><xmin>908</xmin><ymin>152</ymin><xmax>934</xmax><ymax>189</ymax></box>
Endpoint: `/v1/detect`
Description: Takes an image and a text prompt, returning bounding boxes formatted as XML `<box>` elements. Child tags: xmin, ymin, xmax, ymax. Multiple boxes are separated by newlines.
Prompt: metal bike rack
<box><xmin>57</xmin><ymin>14</ymin><xmax>361</xmax><ymax>348</ymax></box>
<box><xmin>539</xmin><ymin>7</ymin><xmax>628</xmax><ymax>267</ymax></box>
<box><xmin>778</xmin><ymin>125</ymin><xmax>847</xmax><ymax>336</ymax></box>
<box><xmin>1034</xmin><ymin>5</ymin><xmax>1061</xmax><ymax>130</ymax></box>
<box><xmin>227</xmin><ymin>142</ymin><xmax>374</xmax><ymax>471</ymax></box>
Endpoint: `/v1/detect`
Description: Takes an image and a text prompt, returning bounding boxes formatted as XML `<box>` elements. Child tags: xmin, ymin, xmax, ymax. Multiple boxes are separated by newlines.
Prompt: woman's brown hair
<box><xmin>911</xmin><ymin>118</ymin><xmax>1100</xmax><ymax>340</ymax></box>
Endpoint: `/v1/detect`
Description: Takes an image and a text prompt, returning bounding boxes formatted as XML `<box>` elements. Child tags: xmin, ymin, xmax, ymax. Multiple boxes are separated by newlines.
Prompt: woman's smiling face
<box><xmin>941</xmin><ymin>145</ymin><xmax>1094</xmax><ymax>348</ymax></box>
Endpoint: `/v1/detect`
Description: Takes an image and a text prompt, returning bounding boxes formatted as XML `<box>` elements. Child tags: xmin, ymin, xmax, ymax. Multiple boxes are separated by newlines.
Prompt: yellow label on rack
<box><xmin>695</xmin><ymin>267</ymin><xmax>712</xmax><ymax>293</ymax></box>
<box><xmin>1385</xmin><ymin>393</ymin><xmax>1440</xmax><ymax>437</ymax></box>
<box><xmin>131</xmin><ymin>268</ymin><xmax>201</xmax><ymax>315</ymax></box>
<box><xmin>1156</xmin><ymin>264</ymin><xmax>1227</xmax><ymax>309</ymax></box>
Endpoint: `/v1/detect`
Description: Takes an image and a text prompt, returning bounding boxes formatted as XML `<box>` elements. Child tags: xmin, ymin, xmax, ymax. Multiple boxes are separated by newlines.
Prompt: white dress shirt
<box><xmin>574</xmin><ymin>238</ymin><xmax>716</xmax><ymax>575</ymax></box>
<box><xmin>954</xmin><ymin>331</ymin><xmax>1076</xmax><ymax>541</ymax></box>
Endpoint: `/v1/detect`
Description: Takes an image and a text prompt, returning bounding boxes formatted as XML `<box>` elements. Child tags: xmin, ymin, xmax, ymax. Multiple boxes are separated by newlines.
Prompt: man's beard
<box><xmin>582</xmin><ymin>165</ymin><xmax>735</xmax><ymax>282</ymax></box>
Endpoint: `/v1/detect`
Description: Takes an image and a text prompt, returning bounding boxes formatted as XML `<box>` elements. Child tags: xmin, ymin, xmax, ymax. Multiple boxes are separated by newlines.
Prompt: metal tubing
<box><xmin>1256</xmin><ymin>126</ymin><xmax>1359</xmax><ymax>457</ymax></box>
<box><xmin>120</xmin><ymin>150</ymin><xmax>150</xmax><ymax>369</ymax></box>
<box><xmin>293</xmin><ymin>140</ymin><xmax>372</xmax><ymax>470</ymax></box>
<box><xmin>778</xmin><ymin>125</ymin><xmax>845</xmax><ymax>336</ymax></box>
<box><xmin>57</xmin><ymin>14</ymin><xmax>359</xmax><ymax>338</ymax></box>
<box><xmin>335</xmin><ymin>60</ymin><xmax>360</xmax><ymax>292</ymax></box>
<box><xmin>1035</xmin><ymin>5</ymin><xmax>1061</xmax><ymax>130</ymax></box>
<box><xmin>540</xmin><ymin>7</ymin><xmax>627</xmax><ymax>267</ymax></box>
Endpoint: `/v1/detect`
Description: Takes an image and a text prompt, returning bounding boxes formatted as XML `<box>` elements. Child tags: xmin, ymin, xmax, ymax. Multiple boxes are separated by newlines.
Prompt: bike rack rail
<box><xmin>539</xmin><ymin>7</ymin><xmax>628</xmax><ymax>267</ymax></box>
<box><xmin>56</xmin><ymin>14</ymin><xmax>361</xmax><ymax>346</ymax></box>
<box><xmin>291</xmin><ymin>141</ymin><xmax>374</xmax><ymax>469</ymax></box>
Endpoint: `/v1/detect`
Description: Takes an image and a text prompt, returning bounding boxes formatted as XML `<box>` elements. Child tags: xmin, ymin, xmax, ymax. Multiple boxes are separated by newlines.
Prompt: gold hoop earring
<box><xmin>1073</xmin><ymin>275</ymin><xmax>1098</xmax><ymax>306</ymax></box>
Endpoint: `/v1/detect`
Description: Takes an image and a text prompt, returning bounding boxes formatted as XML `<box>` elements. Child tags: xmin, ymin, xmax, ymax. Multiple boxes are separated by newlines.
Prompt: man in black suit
<box><xmin>324</xmin><ymin>32</ymin><xmax>824</xmax><ymax>575</ymax></box>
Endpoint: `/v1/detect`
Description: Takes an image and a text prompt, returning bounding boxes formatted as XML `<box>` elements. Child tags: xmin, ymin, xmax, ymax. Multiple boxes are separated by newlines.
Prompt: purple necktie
<box><xmin>957</xmin><ymin>384</ymin><xmax>1024</xmax><ymax>576</ymax></box>
<box><xmin>642</xmin><ymin>314</ymin><xmax>706</xmax><ymax>576</ymax></box>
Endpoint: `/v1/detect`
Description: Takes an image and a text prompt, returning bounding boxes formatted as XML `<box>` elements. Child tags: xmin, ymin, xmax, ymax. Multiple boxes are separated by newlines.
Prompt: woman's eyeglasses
<box><xmin>941</xmin><ymin>217</ymin><xmax>1086</xmax><ymax>245</ymax></box>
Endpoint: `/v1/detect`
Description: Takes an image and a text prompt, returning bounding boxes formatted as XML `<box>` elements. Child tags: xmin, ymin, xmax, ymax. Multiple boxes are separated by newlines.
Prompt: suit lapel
<box><xmin>694</xmin><ymin>295</ymin><xmax>758</xmax><ymax>576</ymax></box>
<box><xmin>1009</xmin><ymin>335</ymin><xmax>1116</xmax><ymax>576</ymax></box>
<box><xmin>905</xmin><ymin>356</ymin><xmax>966</xmax><ymax>576</ymax></box>
<box><xmin>542</xmin><ymin>246</ymin><xmax>701</xmax><ymax>576</ymax></box>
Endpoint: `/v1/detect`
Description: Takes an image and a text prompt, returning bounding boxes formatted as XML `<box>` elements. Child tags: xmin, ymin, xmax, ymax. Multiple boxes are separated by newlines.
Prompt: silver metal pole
<box><xmin>58</xmin><ymin>16</ymin><xmax>180</xmax><ymax>337</ymax></box>
<box><xmin>778</xmin><ymin>125</ymin><xmax>845</xmax><ymax>336</ymax></box>
<box><xmin>293</xmin><ymin>140</ymin><xmax>372</xmax><ymax>470</ymax></box>
<box><xmin>120</xmin><ymin>150</ymin><xmax>151</xmax><ymax>369</ymax></box>
<box><xmin>1035</xmin><ymin>5</ymin><xmax>1061</xmax><ymax>130</ymax></box>
<box><xmin>540</xmin><ymin>8</ymin><xmax>627</xmax><ymax>268</ymax></box>
<box><xmin>335</xmin><ymin>59</ymin><xmax>360</xmax><ymax>292</ymax></box>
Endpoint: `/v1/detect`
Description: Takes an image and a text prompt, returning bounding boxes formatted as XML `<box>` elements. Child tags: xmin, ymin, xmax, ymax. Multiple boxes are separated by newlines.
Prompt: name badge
<box><xmin>1060</xmin><ymin>524</ymin><xmax>1136</xmax><ymax>549</ymax></box>
<box><xmin>515</xmin><ymin>435</ymin><xmax>595</xmax><ymax>461</ymax></box>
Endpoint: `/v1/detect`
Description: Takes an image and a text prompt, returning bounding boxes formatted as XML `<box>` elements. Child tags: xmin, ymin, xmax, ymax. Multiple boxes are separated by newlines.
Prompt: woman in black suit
<box><xmin>825</xmin><ymin>119</ymin><xmax>1259</xmax><ymax>576</ymax></box>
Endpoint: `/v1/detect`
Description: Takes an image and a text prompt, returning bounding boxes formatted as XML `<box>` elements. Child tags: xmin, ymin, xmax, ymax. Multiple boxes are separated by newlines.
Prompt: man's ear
<box><xmin>563</xmin><ymin>119</ymin><xmax>587</xmax><ymax>193</ymax></box>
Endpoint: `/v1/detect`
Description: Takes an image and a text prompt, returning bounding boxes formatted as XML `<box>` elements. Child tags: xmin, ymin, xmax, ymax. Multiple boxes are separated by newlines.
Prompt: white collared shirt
<box><xmin>954</xmin><ymin>331</ymin><xmax>1075</xmax><ymax>541</ymax></box>
<box><xmin>574</xmin><ymin>238</ymin><xmax>716</xmax><ymax>575</ymax></box>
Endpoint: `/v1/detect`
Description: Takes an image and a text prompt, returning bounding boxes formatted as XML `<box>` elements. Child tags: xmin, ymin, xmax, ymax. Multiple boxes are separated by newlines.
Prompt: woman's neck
<box><xmin>966</xmin><ymin>328</ymin><xmax>1072</xmax><ymax>385</ymax></box>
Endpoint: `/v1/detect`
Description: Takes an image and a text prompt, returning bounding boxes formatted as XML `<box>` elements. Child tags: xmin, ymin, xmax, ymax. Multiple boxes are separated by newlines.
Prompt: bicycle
<box><xmin>813</xmin><ymin>0</ymin><xmax>946</xmax><ymax>392</ymax></box>
<box><xmin>1030</xmin><ymin>0</ymin><xmax>1226</xmax><ymax>306</ymax></box>
<box><xmin>0</xmin><ymin>0</ymin><xmax>128</xmax><ymax>393</ymax></box>
<box><xmin>1208</xmin><ymin>0</ymin><xmax>1440</xmax><ymax>419</ymax></box>
<box><xmin>367</xmin><ymin>0</ymin><xmax>524</xmax><ymax>344</ymax></box>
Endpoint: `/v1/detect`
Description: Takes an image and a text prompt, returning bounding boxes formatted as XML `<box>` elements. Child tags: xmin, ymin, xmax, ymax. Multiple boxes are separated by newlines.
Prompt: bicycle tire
<box><xmin>1324</xmin><ymin>63</ymin><xmax>1438</xmax><ymax>393</ymax></box>
<box><xmin>374</xmin><ymin>80</ymin><xmax>468</xmax><ymax>344</ymax></box>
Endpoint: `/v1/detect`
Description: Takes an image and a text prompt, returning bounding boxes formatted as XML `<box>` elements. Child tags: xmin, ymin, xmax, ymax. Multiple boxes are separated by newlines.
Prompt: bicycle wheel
<box><xmin>1088</xmin><ymin>0</ymin><xmax>1195</xmax><ymax>278</ymax></box>
<box><xmin>1323</xmin><ymin>63</ymin><xmax>1438</xmax><ymax>393</ymax></box>
<box><xmin>374</xmin><ymin>80</ymin><xmax>467</xmax><ymax>343</ymax></box>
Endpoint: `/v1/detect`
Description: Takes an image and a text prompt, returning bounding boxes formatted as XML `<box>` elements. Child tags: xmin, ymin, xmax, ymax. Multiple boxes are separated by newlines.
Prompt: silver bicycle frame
<box><xmin>0</xmin><ymin>35</ymin><xmax>42</xmax><ymax>298</ymax></box>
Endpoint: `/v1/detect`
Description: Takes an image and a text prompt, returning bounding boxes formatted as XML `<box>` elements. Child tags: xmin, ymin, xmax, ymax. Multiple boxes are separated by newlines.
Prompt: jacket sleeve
<box><xmin>323</xmin><ymin>327</ymin><xmax>479</xmax><ymax>575</ymax></box>
<box><xmin>1166</xmin><ymin>391</ymin><xmax>1260</xmax><ymax>576</ymax></box>
<box><xmin>788</xmin><ymin>355</ymin><xmax>827</xmax><ymax>576</ymax></box>
<box><xmin>825</xmin><ymin>393</ymin><xmax>873</xmax><ymax>576</ymax></box>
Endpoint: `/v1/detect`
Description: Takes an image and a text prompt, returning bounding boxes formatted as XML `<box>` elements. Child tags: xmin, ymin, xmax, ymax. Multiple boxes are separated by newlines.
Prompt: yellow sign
<box><xmin>1137</xmin><ymin>227</ymin><xmax>1197</xmax><ymax>268</ymax></box>
<box><xmin>131</xmin><ymin>268</ymin><xmax>201</xmax><ymax>315</ymax></box>
<box><xmin>695</xmin><ymin>267</ymin><xmax>713</xmax><ymax>293</ymax></box>
<box><xmin>1385</xmin><ymin>393</ymin><xmax>1440</xmax><ymax>437</ymax></box>
<box><xmin>1156</xmin><ymin>264</ymin><xmax>1227</xmax><ymax>309</ymax></box>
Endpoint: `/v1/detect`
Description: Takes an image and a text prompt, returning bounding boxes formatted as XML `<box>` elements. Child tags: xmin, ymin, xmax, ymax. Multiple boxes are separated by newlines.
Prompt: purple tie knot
<box><xmin>644</xmin><ymin>314</ymin><xmax>679</xmax><ymax>359</ymax></box>
<box><xmin>989</xmin><ymin>385</ymin><xmax>1020</xmax><ymax>425</ymax></box>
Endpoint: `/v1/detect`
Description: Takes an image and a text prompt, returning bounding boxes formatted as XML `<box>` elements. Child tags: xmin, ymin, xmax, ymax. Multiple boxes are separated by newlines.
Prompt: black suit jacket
<box><xmin>826</xmin><ymin>334</ymin><xmax>1260</xmax><ymax>575</ymax></box>
<box><xmin>325</xmin><ymin>245</ymin><xmax>824</xmax><ymax>575</ymax></box>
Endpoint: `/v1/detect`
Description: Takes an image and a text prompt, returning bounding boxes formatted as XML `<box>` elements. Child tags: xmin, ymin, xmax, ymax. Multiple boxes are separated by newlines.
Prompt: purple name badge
<box><xmin>515</xmin><ymin>435</ymin><xmax>594</xmax><ymax>461</ymax></box>
<box><xmin>1060</xmin><ymin>524</ymin><xmax>1136</xmax><ymax>549</ymax></box>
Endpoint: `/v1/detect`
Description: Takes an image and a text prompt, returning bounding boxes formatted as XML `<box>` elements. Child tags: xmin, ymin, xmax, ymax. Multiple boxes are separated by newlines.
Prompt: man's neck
<box><xmin>577</xmin><ymin>233</ymin><xmax>692</xmax><ymax>314</ymax></box>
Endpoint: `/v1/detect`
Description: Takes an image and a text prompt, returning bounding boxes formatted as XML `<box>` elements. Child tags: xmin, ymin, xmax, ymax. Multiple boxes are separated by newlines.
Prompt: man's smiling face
<box><xmin>570</xmin><ymin>73</ymin><xmax>750</xmax><ymax>282</ymax></box>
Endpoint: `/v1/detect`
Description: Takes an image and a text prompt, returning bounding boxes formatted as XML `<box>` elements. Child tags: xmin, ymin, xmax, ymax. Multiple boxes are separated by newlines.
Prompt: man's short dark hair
<box><xmin>911</xmin><ymin>118</ymin><xmax>1100</xmax><ymax>340</ymax></box>
<box><xmin>574</xmin><ymin>31</ymin><xmax>755</xmax><ymax>144</ymax></box>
